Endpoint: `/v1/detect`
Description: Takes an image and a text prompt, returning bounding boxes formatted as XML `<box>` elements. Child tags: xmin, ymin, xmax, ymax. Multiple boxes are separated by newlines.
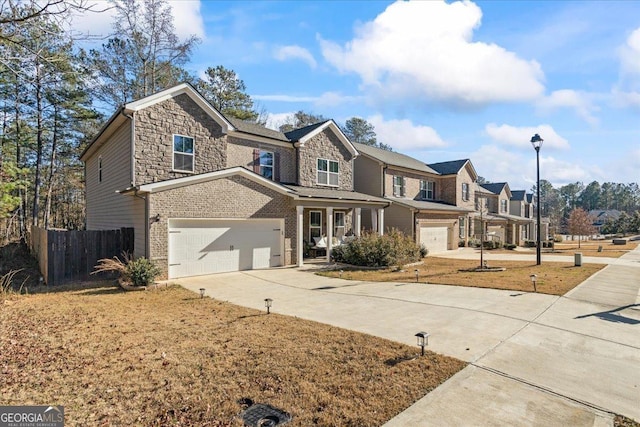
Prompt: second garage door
<box><xmin>168</xmin><ymin>218</ymin><xmax>283</xmax><ymax>279</ymax></box>
<box><xmin>419</xmin><ymin>226</ymin><xmax>449</xmax><ymax>254</ymax></box>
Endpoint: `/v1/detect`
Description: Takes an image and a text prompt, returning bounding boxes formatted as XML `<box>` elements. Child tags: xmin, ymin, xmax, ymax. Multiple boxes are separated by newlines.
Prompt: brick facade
<box><xmin>298</xmin><ymin>129</ymin><xmax>354</xmax><ymax>190</ymax></box>
<box><xmin>134</xmin><ymin>94</ymin><xmax>227</xmax><ymax>185</ymax></box>
<box><xmin>148</xmin><ymin>175</ymin><xmax>296</xmax><ymax>279</ymax></box>
<box><xmin>226</xmin><ymin>136</ymin><xmax>296</xmax><ymax>183</ymax></box>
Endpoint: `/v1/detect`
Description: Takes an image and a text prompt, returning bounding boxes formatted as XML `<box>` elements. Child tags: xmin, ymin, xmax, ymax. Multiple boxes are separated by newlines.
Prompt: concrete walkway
<box><xmin>173</xmin><ymin>246</ymin><xmax>640</xmax><ymax>426</ymax></box>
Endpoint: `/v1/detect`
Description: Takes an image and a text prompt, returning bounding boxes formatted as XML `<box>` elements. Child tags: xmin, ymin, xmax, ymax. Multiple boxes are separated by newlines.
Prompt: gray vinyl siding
<box><xmin>384</xmin><ymin>203</ymin><xmax>415</xmax><ymax>239</ymax></box>
<box><xmin>353</xmin><ymin>155</ymin><xmax>383</xmax><ymax>197</ymax></box>
<box><xmin>85</xmin><ymin>121</ymin><xmax>146</xmax><ymax>258</ymax></box>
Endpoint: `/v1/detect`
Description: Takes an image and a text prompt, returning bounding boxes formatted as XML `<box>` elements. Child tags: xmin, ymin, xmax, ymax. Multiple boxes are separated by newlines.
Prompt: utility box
<box><xmin>575</xmin><ymin>252</ymin><xmax>583</xmax><ymax>267</ymax></box>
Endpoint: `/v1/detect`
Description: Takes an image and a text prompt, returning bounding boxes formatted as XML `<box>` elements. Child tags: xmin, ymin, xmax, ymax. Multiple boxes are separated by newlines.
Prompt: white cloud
<box><xmin>319</xmin><ymin>0</ymin><xmax>544</xmax><ymax>107</ymax></box>
<box><xmin>536</xmin><ymin>90</ymin><xmax>599</xmax><ymax>126</ymax></box>
<box><xmin>612</xmin><ymin>89</ymin><xmax>640</xmax><ymax>108</ymax></box>
<box><xmin>485</xmin><ymin>124</ymin><xmax>570</xmax><ymax>150</ymax></box>
<box><xmin>367</xmin><ymin>115</ymin><xmax>447</xmax><ymax>150</ymax></box>
<box><xmin>274</xmin><ymin>45</ymin><xmax>317</xmax><ymax>68</ymax></box>
<box><xmin>171</xmin><ymin>1</ymin><xmax>205</xmax><ymax>40</ymax></box>
<box><xmin>619</xmin><ymin>27</ymin><xmax>640</xmax><ymax>75</ymax></box>
<box><xmin>264</xmin><ymin>112</ymin><xmax>294</xmax><ymax>131</ymax></box>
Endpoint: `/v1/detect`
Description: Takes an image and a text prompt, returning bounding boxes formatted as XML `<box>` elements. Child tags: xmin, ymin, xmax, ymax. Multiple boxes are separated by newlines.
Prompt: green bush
<box><xmin>504</xmin><ymin>243</ymin><xmax>516</xmax><ymax>250</ymax></box>
<box><xmin>458</xmin><ymin>239</ymin><xmax>466</xmax><ymax>247</ymax></box>
<box><xmin>553</xmin><ymin>235</ymin><xmax>563</xmax><ymax>243</ymax></box>
<box><xmin>482</xmin><ymin>240</ymin><xmax>502</xmax><ymax>249</ymax></box>
<box><xmin>331</xmin><ymin>229</ymin><xmax>424</xmax><ymax>267</ymax></box>
<box><xmin>125</xmin><ymin>257</ymin><xmax>160</xmax><ymax>287</ymax></box>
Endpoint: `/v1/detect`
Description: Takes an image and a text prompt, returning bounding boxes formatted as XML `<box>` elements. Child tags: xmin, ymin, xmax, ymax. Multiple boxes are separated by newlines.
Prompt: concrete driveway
<box><xmin>173</xmin><ymin>247</ymin><xmax>640</xmax><ymax>426</ymax></box>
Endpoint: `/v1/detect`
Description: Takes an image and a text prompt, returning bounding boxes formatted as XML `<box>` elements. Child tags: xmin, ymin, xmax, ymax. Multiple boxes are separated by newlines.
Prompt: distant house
<box><xmin>588</xmin><ymin>210</ymin><xmax>622</xmax><ymax>233</ymax></box>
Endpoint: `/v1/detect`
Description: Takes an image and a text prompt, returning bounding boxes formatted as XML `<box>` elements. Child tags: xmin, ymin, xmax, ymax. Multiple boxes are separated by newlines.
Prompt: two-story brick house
<box><xmin>81</xmin><ymin>83</ymin><xmax>388</xmax><ymax>279</ymax></box>
<box><xmin>353</xmin><ymin>144</ymin><xmax>474</xmax><ymax>253</ymax></box>
<box><xmin>474</xmin><ymin>183</ymin><xmax>534</xmax><ymax>245</ymax></box>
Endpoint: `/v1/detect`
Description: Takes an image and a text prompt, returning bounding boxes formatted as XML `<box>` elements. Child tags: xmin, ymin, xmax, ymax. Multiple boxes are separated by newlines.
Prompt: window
<box><xmin>98</xmin><ymin>156</ymin><xmax>103</xmax><ymax>183</ymax></box>
<box><xmin>420</xmin><ymin>180</ymin><xmax>435</xmax><ymax>200</ymax></box>
<box><xmin>334</xmin><ymin>212</ymin><xmax>345</xmax><ymax>239</ymax></box>
<box><xmin>259</xmin><ymin>150</ymin><xmax>273</xmax><ymax>180</ymax></box>
<box><xmin>501</xmin><ymin>199</ymin><xmax>508</xmax><ymax>213</ymax></box>
<box><xmin>317</xmin><ymin>159</ymin><xmax>339</xmax><ymax>186</ymax></box>
<box><xmin>462</xmin><ymin>183</ymin><xmax>469</xmax><ymax>201</ymax></box>
<box><xmin>309</xmin><ymin>211</ymin><xmax>322</xmax><ymax>242</ymax></box>
<box><xmin>173</xmin><ymin>135</ymin><xmax>194</xmax><ymax>172</ymax></box>
<box><xmin>459</xmin><ymin>216</ymin><xmax>466</xmax><ymax>238</ymax></box>
<box><xmin>393</xmin><ymin>176</ymin><xmax>405</xmax><ymax>197</ymax></box>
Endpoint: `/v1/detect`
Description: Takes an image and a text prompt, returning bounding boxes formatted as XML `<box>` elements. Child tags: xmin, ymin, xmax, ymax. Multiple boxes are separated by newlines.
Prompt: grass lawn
<box><xmin>545</xmin><ymin>240</ymin><xmax>638</xmax><ymax>258</ymax></box>
<box><xmin>0</xmin><ymin>283</ymin><xmax>465</xmax><ymax>426</ymax></box>
<box><xmin>319</xmin><ymin>258</ymin><xmax>604</xmax><ymax>296</ymax></box>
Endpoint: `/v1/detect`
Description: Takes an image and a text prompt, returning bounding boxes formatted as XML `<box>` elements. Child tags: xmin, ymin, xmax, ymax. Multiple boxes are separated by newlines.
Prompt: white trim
<box><xmin>172</xmin><ymin>134</ymin><xmax>195</xmax><ymax>173</ymax></box>
<box><xmin>137</xmin><ymin>166</ymin><xmax>294</xmax><ymax>195</ymax></box>
<box><xmin>124</xmin><ymin>83</ymin><xmax>234</xmax><ymax>133</ymax></box>
<box><xmin>295</xmin><ymin>120</ymin><xmax>359</xmax><ymax>157</ymax></box>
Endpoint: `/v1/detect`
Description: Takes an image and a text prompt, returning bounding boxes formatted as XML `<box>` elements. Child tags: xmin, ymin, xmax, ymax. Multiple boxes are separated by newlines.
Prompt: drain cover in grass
<box><xmin>242</xmin><ymin>403</ymin><xmax>292</xmax><ymax>426</ymax></box>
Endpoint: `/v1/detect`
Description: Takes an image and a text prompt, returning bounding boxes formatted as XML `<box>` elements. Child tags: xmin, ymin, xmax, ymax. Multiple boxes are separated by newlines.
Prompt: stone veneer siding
<box><xmin>226</xmin><ymin>136</ymin><xmax>296</xmax><ymax>183</ymax></box>
<box><xmin>134</xmin><ymin>93</ymin><xmax>227</xmax><ymax>185</ymax></box>
<box><xmin>298</xmin><ymin>129</ymin><xmax>353</xmax><ymax>190</ymax></box>
<box><xmin>148</xmin><ymin>175</ymin><xmax>296</xmax><ymax>279</ymax></box>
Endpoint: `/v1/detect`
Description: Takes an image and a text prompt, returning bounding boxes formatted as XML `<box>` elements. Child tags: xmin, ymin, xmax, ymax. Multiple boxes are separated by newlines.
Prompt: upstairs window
<box><xmin>317</xmin><ymin>159</ymin><xmax>339</xmax><ymax>186</ymax></box>
<box><xmin>500</xmin><ymin>199</ymin><xmax>508</xmax><ymax>213</ymax></box>
<box><xmin>393</xmin><ymin>176</ymin><xmax>405</xmax><ymax>197</ymax></box>
<box><xmin>173</xmin><ymin>135</ymin><xmax>194</xmax><ymax>172</ymax></box>
<box><xmin>259</xmin><ymin>150</ymin><xmax>273</xmax><ymax>180</ymax></box>
<box><xmin>462</xmin><ymin>183</ymin><xmax>470</xmax><ymax>201</ymax></box>
<box><xmin>420</xmin><ymin>180</ymin><xmax>435</xmax><ymax>200</ymax></box>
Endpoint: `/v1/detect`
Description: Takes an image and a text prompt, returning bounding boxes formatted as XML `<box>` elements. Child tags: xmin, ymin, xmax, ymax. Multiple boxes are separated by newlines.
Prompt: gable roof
<box><xmin>354</xmin><ymin>143</ymin><xmax>439</xmax><ymax>175</ymax></box>
<box><xmin>510</xmin><ymin>190</ymin><xmax>526</xmax><ymax>201</ymax></box>
<box><xmin>480</xmin><ymin>182</ymin><xmax>509</xmax><ymax>195</ymax></box>
<box><xmin>286</xmin><ymin>120</ymin><xmax>358</xmax><ymax>157</ymax></box>
<box><xmin>526</xmin><ymin>193</ymin><xmax>534</xmax><ymax>203</ymax></box>
<box><xmin>428</xmin><ymin>159</ymin><xmax>467</xmax><ymax>175</ymax></box>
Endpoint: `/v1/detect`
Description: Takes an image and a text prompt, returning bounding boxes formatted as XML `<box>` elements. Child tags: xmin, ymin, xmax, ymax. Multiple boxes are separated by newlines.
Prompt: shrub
<box><xmin>93</xmin><ymin>253</ymin><xmax>160</xmax><ymax>287</ymax></box>
<box><xmin>524</xmin><ymin>240</ymin><xmax>536</xmax><ymax>248</ymax></box>
<box><xmin>504</xmin><ymin>243</ymin><xmax>516</xmax><ymax>250</ymax></box>
<box><xmin>331</xmin><ymin>229</ymin><xmax>423</xmax><ymax>267</ymax></box>
<box><xmin>553</xmin><ymin>235</ymin><xmax>563</xmax><ymax>243</ymax></box>
<box><xmin>458</xmin><ymin>239</ymin><xmax>466</xmax><ymax>247</ymax></box>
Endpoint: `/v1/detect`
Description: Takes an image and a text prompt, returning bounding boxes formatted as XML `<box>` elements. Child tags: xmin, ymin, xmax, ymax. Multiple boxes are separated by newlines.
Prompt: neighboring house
<box><xmin>475</xmin><ymin>183</ymin><xmax>533</xmax><ymax>245</ymax></box>
<box><xmin>353</xmin><ymin>144</ymin><xmax>474</xmax><ymax>254</ymax></box>
<box><xmin>510</xmin><ymin>190</ymin><xmax>535</xmax><ymax>244</ymax></box>
<box><xmin>588</xmin><ymin>209</ymin><xmax>622</xmax><ymax>233</ymax></box>
<box><xmin>81</xmin><ymin>83</ymin><xmax>388</xmax><ymax>279</ymax></box>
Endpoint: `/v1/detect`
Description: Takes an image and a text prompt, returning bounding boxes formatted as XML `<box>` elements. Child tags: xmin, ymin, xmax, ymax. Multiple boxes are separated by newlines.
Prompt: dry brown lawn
<box><xmin>545</xmin><ymin>240</ymin><xmax>638</xmax><ymax>258</ymax></box>
<box><xmin>0</xmin><ymin>283</ymin><xmax>465</xmax><ymax>426</ymax></box>
<box><xmin>320</xmin><ymin>258</ymin><xmax>604</xmax><ymax>296</ymax></box>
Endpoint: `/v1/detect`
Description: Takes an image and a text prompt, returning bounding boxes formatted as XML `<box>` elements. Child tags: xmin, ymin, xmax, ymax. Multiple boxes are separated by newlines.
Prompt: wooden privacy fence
<box><xmin>30</xmin><ymin>226</ymin><xmax>134</xmax><ymax>285</ymax></box>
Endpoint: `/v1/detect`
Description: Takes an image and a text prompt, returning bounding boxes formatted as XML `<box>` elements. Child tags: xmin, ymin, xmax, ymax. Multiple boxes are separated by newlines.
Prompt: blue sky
<box><xmin>75</xmin><ymin>1</ymin><xmax>640</xmax><ymax>192</ymax></box>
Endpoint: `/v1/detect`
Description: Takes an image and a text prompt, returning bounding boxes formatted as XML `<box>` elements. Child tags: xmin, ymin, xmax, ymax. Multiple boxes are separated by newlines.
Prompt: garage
<box><xmin>168</xmin><ymin>218</ymin><xmax>283</xmax><ymax>279</ymax></box>
<box><xmin>419</xmin><ymin>226</ymin><xmax>449</xmax><ymax>254</ymax></box>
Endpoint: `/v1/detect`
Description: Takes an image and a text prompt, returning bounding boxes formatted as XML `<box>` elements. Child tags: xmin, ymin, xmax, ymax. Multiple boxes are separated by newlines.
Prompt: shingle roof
<box><xmin>428</xmin><ymin>159</ymin><xmax>469</xmax><ymax>175</ymax></box>
<box><xmin>510</xmin><ymin>190</ymin><xmax>526</xmax><ymax>201</ymax></box>
<box><xmin>227</xmin><ymin>117</ymin><xmax>290</xmax><ymax>142</ymax></box>
<box><xmin>480</xmin><ymin>182</ymin><xmax>508</xmax><ymax>195</ymax></box>
<box><xmin>284</xmin><ymin>121</ymin><xmax>330</xmax><ymax>141</ymax></box>
<box><xmin>283</xmin><ymin>185</ymin><xmax>389</xmax><ymax>204</ymax></box>
<box><xmin>526</xmin><ymin>194</ymin><xmax>534</xmax><ymax>203</ymax></box>
<box><xmin>354</xmin><ymin>143</ymin><xmax>439</xmax><ymax>174</ymax></box>
<box><xmin>391</xmin><ymin>198</ymin><xmax>474</xmax><ymax>213</ymax></box>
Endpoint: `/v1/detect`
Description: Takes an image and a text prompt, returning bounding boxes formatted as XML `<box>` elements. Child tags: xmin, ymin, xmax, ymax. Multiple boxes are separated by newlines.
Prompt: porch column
<box><xmin>377</xmin><ymin>207</ymin><xmax>385</xmax><ymax>236</ymax></box>
<box><xmin>296</xmin><ymin>205</ymin><xmax>304</xmax><ymax>267</ymax></box>
<box><xmin>326</xmin><ymin>207</ymin><xmax>333</xmax><ymax>262</ymax></box>
<box><xmin>354</xmin><ymin>208</ymin><xmax>361</xmax><ymax>237</ymax></box>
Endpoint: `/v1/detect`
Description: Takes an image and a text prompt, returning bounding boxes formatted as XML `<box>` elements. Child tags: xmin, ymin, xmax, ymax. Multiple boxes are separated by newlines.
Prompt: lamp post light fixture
<box><xmin>530</xmin><ymin>274</ymin><xmax>537</xmax><ymax>293</ymax></box>
<box><xmin>199</xmin><ymin>288</ymin><xmax>205</xmax><ymax>299</ymax></box>
<box><xmin>531</xmin><ymin>133</ymin><xmax>544</xmax><ymax>266</ymax></box>
<box><xmin>264</xmin><ymin>298</ymin><xmax>273</xmax><ymax>314</ymax></box>
<box><xmin>415</xmin><ymin>331</ymin><xmax>429</xmax><ymax>356</ymax></box>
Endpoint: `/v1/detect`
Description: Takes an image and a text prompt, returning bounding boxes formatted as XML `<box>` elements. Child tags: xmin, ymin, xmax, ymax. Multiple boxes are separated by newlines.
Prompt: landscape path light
<box><xmin>264</xmin><ymin>298</ymin><xmax>273</xmax><ymax>314</ymax></box>
<box><xmin>415</xmin><ymin>269</ymin><xmax>419</xmax><ymax>282</ymax></box>
<box><xmin>199</xmin><ymin>288</ymin><xmax>205</xmax><ymax>299</ymax></box>
<box><xmin>530</xmin><ymin>274</ymin><xmax>537</xmax><ymax>293</ymax></box>
<box><xmin>415</xmin><ymin>331</ymin><xmax>429</xmax><ymax>356</ymax></box>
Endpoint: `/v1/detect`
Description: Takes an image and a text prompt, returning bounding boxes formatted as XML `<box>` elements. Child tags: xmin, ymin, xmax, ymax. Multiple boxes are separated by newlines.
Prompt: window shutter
<box><xmin>253</xmin><ymin>149</ymin><xmax>260</xmax><ymax>174</ymax></box>
<box><xmin>401</xmin><ymin>177</ymin><xmax>406</xmax><ymax>197</ymax></box>
<box><xmin>274</xmin><ymin>152</ymin><xmax>280</xmax><ymax>182</ymax></box>
<box><xmin>432</xmin><ymin>182</ymin><xmax>436</xmax><ymax>199</ymax></box>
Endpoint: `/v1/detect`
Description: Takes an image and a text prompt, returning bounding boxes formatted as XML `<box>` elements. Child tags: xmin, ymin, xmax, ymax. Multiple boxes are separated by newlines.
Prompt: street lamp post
<box><xmin>531</xmin><ymin>134</ymin><xmax>544</xmax><ymax>266</ymax></box>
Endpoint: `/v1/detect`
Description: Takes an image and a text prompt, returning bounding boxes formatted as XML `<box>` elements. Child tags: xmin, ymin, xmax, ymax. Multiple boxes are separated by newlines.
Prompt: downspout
<box><xmin>122</xmin><ymin>110</ymin><xmax>135</xmax><ymax>187</ymax></box>
<box><xmin>382</xmin><ymin>165</ymin><xmax>387</xmax><ymax>197</ymax></box>
<box><xmin>133</xmin><ymin>189</ymin><xmax>148</xmax><ymax>259</ymax></box>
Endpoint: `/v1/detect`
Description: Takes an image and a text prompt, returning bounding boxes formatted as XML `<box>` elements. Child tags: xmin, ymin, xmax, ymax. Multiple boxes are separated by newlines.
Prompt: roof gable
<box><xmin>510</xmin><ymin>190</ymin><xmax>526</xmax><ymax>201</ymax></box>
<box><xmin>354</xmin><ymin>143</ymin><xmax>439</xmax><ymax>175</ymax></box>
<box><xmin>286</xmin><ymin>120</ymin><xmax>358</xmax><ymax>157</ymax></box>
<box><xmin>480</xmin><ymin>182</ymin><xmax>508</xmax><ymax>195</ymax></box>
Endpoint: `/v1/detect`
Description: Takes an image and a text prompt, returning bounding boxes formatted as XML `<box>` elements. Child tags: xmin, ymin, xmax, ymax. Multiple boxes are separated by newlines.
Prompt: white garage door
<box><xmin>419</xmin><ymin>226</ymin><xmax>448</xmax><ymax>254</ymax></box>
<box><xmin>168</xmin><ymin>219</ymin><xmax>283</xmax><ymax>279</ymax></box>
